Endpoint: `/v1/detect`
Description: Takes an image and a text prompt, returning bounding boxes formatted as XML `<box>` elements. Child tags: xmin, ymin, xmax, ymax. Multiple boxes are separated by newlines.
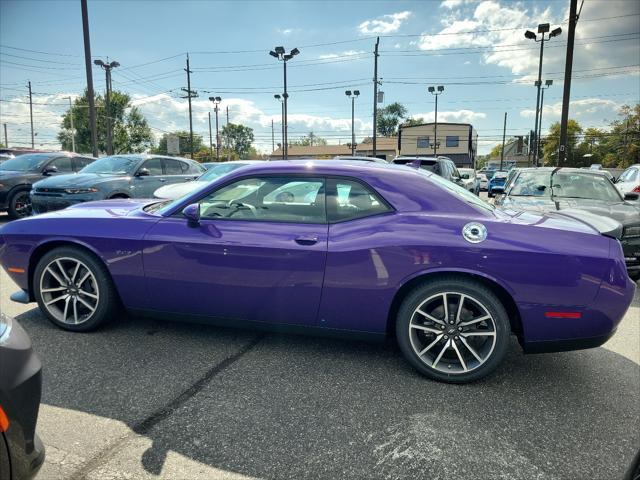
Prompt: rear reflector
<box><xmin>7</xmin><ymin>267</ymin><xmax>25</xmax><ymax>273</ymax></box>
<box><xmin>545</xmin><ymin>311</ymin><xmax>582</xmax><ymax>319</ymax></box>
<box><xmin>0</xmin><ymin>405</ymin><xmax>9</xmax><ymax>432</ymax></box>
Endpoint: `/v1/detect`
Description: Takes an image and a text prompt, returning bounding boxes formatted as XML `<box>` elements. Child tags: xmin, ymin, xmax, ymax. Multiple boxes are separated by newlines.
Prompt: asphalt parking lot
<box><xmin>1</xmin><ymin>211</ymin><xmax>639</xmax><ymax>480</ymax></box>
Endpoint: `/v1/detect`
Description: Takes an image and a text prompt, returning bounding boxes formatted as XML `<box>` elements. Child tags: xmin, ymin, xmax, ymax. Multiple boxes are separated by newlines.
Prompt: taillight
<box><xmin>632</xmin><ymin>185</ymin><xmax>640</xmax><ymax>193</ymax></box>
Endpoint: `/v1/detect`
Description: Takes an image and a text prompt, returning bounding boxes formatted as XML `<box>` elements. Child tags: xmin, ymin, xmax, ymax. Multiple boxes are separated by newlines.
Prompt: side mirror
<box><xmin>136</xmin><ymin>168</ymin><xmax>150</xmax><ymax>177</ymax></box>
<box><xmin>182</xmin><ymin>203</ymin><xmax>200</xmax><ymax>227</ymax></box>
<box><xmin>42</xmin><ymin>165</ymin><xmax>58</xmax><ymax>176</ymax></box>
<box><xmin>624</xmin><ymin>192</ymin><xmax>639</xmax><ymax>201</ymax></box>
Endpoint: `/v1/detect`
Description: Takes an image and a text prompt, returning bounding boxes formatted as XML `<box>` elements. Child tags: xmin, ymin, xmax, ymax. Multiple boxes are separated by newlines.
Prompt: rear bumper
<box><xmin>621</xmin><ymin>236</ymin><xmax>640</xmax><ymax>273</ymax></box>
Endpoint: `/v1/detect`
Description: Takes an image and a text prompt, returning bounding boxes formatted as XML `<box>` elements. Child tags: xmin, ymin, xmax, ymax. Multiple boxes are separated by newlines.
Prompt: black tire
<box><xmin>7</xmin><ymin>188</ymin><xmax>32</xmax><ymax>219</ymax></box>
<box><xmin>33</xmin><ymin>246</ymin><xmax>119</xmax><ymax>332</ymax></box>
<box><xmin>395</xmin><ymin>276</ymin><xmax>510</xmax><ymax>383</ymax></box>
<box><xmin>629</xmin><ymin>271</ymin><xmax>640</xmax><ymax>282</ymax></box>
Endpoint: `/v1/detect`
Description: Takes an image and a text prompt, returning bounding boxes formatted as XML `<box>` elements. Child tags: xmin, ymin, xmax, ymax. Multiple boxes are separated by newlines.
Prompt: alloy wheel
<box><xmin>13</xmin><ymin>191</ymin><xmax>32</xmax><ymax>217</ymax></box>
<box><xmin>408</xmin><ymin>292</ymin><xmax>497</xmax><ymax>374</ymax></box>
<box><xmin>39</xmin><ymin>257</ymin><xmax>100</xmax><ymax>325</ymax></box>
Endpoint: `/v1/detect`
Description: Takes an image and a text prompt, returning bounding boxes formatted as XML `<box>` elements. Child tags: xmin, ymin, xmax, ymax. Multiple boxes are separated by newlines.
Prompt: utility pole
<box><xmin>215</xmin><ymin>104</ymin><xmax>220</xmax><ymax>161</ymax></box>
<box><xmin>208</xmin><ymin>111</ymin><xmax>214</xmax><ymax>161</ymax></box>
<box><xmin>27</xmin><ymin>81</ymin><xmax>34</xmax><ymax>148</ymax></box>
<box><xmin>558</xmin><ymin>0</ymin><xmax>579</xmax><ymax>166</ymax></box>
<box><xmin>428</xmin><ymin>86</ymin><xmax>445</xmax><ymax>156</ymax></box>
<box><xmin>3</xmin><ymin>123</ymin><xmax>7</xmax><ymax>147</ymax></box>
<box><xmin>226</xmin><ymin>105</ymin><xmax>230</xmax><ymax>161</ymax></box>
<box><xmin>80</xmin><ymin>0</ymin><xmax>98</xmax><ymax>158</ymax></box>
<box><xmin>271</xmin><ymin>119</ymin><xmax>275</xmax><ymax>153</ymax></box>
<box><xmin>500</xmin><ymin>112</ymin><xmax>507</xmax><ymax>171</ymax></box>
<box><xmin>67</xmin><ymin>97</ymin><xmax>75</xmax><ymax>152</ymax></box>
<box><xmin>181</xmin><ymin>54</ymin><xmax>197</xmax><ymax>159</ymax></box>
<box><xmin>372</xmin><ymin>37</ymin><xmax>380</xmax><ymax>158</ymax></box>
<box><xmin>274</xmin><ymin>95</ymin><xmax>285</xmax><ymax>160</ymax></box>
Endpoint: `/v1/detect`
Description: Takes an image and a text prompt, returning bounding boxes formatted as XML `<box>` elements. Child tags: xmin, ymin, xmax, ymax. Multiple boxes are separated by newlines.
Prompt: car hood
<box><xmin>500</xmin><ymin>196</ymin><xmax>640</xmax><ymax>226</ymax></box>
<box><xmin>0</xmin><ymin>170</ymin><xmax>40</xmax><ymax>183</ymax></box>
<box><xmin>20</xmin><ymin>198</ymin><xmax>156</xmax><ymax>221</ymax></box>
<box><xmin>33</xmin><ymin>172</ymin><xmax>127</xmax><ymax>189</ymax></box>
<box><xmin>154</xmin><ymin>181</ymin><xmax>206</xmax><ymax>200</ymax></box>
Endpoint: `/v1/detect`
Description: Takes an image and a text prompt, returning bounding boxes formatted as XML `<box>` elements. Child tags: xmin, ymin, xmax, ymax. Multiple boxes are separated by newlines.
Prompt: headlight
<box><xmin>64</xmin><ymin>187</ymin><xmax>98</xmax><ymax>194</ymax></box>
<box><xmin>623</xmin><ymin>225</ymin><xmax>640</xmax><ymax>238</ymax></box>
<box><xmin>0</xmin><ymin>313</ymin><xmax>12</xmax><ymax>344</ymax></box>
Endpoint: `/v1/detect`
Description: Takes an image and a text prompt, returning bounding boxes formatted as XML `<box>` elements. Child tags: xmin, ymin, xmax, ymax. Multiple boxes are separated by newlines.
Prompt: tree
<box><xmin>402</xmin><ymin>117</ymin><xmax>424</xmax><ymax>128</ymax></box>
<box><xmin>376</xmin><ymin>102</ymin><xmax>408</xmax><ymax>136</ymax></box>
<box><xmin>58</xmin><ymin>89</ymin><xmax>153</xmax><ymax>154</ymax></box>
<box><xmin>489</xmin><ymin>144</ymin><xmax>503</xmax><ymax>159</ymax></box>
<box><xmin>600</xmin><ymin>104</ymin><xmax>640</xmax><ymax>168</ymax></box>
<box><xmin>222</xmin><ymin>123</ymin><xmax>254</xmax><ymax>158</ymax></box>
<box><xmin>291</xmin><ymin>131</ymin><xmax>327</xmax><ymax>146</ymax></box>
<box><xmin>153</xmin><ymin>131</ymin><xmax>204</xmax><ymax>156</ymax></box>
<box><xmin>542</xmin><ymin>119</ymin><xmax>583</xmax><ymax>167</ymax></box>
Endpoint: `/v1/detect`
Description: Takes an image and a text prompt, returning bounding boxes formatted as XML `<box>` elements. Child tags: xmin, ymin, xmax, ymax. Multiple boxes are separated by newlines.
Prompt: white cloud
<box><xmin>318</xmin><ymin>50</ymin><xmax>366</xmax><ymax>60</ymax></box>
<box><xmin>358</xmin><ymin>11</ymin><xmax>412</xmax><ymax>35</ymax></box>
<box><xmin>276</xmin><ymin>28</ymin><xmax>299</xmax><ymax>35</ymax></box>
<box><xmin>418</xmin><ymin>0</ymin><xmax>640</xmax><ymax>79</ymax></box>
<box><xmin>440</xmin><ymin>0</ymin><xmax>478</xmax><ymax>9</ymax></box>
<box><xmin>409</xmin><ymin>110</ymin><xmax>487</xmax><ymax>123</ymax></box>
<box><xmin>520</xmin><ymin>98</ymin><xmax>621</xmax><ymax>120</ymax></box>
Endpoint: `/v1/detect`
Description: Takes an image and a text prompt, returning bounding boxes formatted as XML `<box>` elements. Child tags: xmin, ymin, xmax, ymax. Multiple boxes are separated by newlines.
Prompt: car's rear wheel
<box><xmin>396</xmin><ymin>277</ymin><xmax>510</xmax><ymax>383</ymax></box>
<box><xmin>34</xmin><ymin>247</ymin><xmax>118</xmax><ymax>331</ymax></box>
<box><xmin>8</xmin><ymin>189</ymin><xmax>32</xmax><ymax>219</ymax></box>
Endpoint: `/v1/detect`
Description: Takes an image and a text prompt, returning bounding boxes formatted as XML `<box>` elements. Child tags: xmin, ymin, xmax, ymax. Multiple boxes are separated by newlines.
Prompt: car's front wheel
<box><xmin>34</xmin><ymin>247</ymin><xmax>118</xmax><ymax>331</ymax></box>
<box><xmin>396</xmin><ymin>277</ymin><xmax>510</xmax><ymax>383</ymax></box>
<box><xmin>8</xmin><ymin>189</ymin><xmax>32</xmax><ymax>219</ymax></box>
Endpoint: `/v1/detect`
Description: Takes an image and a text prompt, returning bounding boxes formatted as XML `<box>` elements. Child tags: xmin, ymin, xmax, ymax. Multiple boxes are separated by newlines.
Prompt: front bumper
<box><xmin>0</xmin><ymin>314</ymin><xmax>44</xmax><ymax>480</ymax></box>
<box><xmin>30</xmin><ymin>192</ymin><xmax>89</xmax><ymax>214</ymax></box>
<box><xmin>621</xmin><ymin>235</ymin><xmax>640</xmax><ymax>274</ymax></box>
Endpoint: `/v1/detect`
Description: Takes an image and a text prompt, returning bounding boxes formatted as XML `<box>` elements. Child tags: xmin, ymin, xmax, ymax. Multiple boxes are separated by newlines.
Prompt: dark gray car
<box><xmin>31</xmin><ymin>154</ymin><xmax>204</xmax><ymax>214</ymax></box>
<box><xmin>0</xmin><ymin>152</ymin><xmax>96</xmax><ymax>218</ymax></box>
<box><xmin>495</xmin><ymin>167</ymin><xmax>640</xmax><ymax>280</ymax></box>
<box><xmin>0</xmin><ymin>313</ymin><xmax>45</xmax><ymax>480</ymax></box>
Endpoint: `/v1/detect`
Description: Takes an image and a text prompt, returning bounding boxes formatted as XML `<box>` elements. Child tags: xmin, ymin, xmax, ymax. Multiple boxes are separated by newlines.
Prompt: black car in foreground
<box><xmin>495</xmin><ymin>167</ymin><xmax>640</xmax><ymax>280</ymax></box>
<box><xmin>0</xmin><ymin>313</ymin><xmax>44</xmax><ymax>480</ymax></box>
<box><xmin>0</xmin><ymin>152</ymin><xmax>95</xmax><ymax>218</ymax></box>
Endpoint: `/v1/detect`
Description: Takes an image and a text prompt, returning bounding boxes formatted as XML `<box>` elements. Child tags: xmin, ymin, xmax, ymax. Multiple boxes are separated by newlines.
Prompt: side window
<box><xmin>163</xmin><ymin>159</ymin><xmax>189</xmax><ymax>175</ymax></box>
<box><xmin>198</xmin><ymin>176</ymin><xmax>326</xmax><ymax>224</ymax></box>
<box><xmin>49</xmin><ymin>157</ymin><xmax>74</xmax><ymax>172</ymax></box>
<box><xmin>451</xmin><ymin>165</ymin><xmax>461</xmax><ymax>179</ymax></box>
<box><xmin>417</xmin><ymin>136</ymin><xmax>429</xmax><ymax>149</ymax></box>
<box><xmin>74</xmin><ymin>157</ymin><xmax>94</xmax><ymax>171</ymax></box>
<box><xmin>189</xmin><ymin>163</ymin><xmax>205</xmax><ymax>175</ymax></box>
<box><xmin>141</xmin><ymin>158</ymin><xmax>163</xmax><ymax>175</ymax></box>
<box><xmin>446</xmin><ymin>136</ymin><xmax>459</xmax><ymax>148</ymax></box>
<box><xmin>327</xmin><ymin>178</ymin><xmax>392</xmax><ymax>223</ymax></box>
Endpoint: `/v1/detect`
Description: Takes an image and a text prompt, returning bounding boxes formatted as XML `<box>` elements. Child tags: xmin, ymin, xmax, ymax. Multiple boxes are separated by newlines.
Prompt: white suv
<box><xmin>615</xmin><ymin>164</ymin><xmax>640</xmax><ymax>196</ymax></box>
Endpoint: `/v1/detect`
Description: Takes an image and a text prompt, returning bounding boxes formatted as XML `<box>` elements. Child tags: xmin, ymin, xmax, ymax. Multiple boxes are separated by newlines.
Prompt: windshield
<box><xmin>80</xmin><ymin>156</ymin><xmax>140</xmax><ymax>175</ymax></box>
<box><xmin>199</xmin><ymin>162</ymin><xmax>248</xmax><ymax>182</ymax></box>
<box><xmin>509</xmin><ymin>170</ymin><xmax>622</xmax><ymax>201</ymax></box>
<box><xmin>0</xmin><ymin>153</ymin><xmax>53</xmax><ymax>172</ymax></box>
<box><xmin>417</xmin><ymin>169</ymin><xmax>493</xmax><ymax>213</ymax></box>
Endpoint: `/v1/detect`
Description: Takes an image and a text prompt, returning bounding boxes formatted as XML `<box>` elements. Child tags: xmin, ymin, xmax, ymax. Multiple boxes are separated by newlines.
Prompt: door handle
<box><xmin>295</xmin><ymin>235</ymin><xmax>319</xmax><ymax>246</ymax></box>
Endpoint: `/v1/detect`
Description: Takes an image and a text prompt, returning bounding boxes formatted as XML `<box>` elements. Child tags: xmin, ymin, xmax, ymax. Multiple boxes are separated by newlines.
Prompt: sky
<box><xmin>0</xmin><ymin>0</ymin><xmax>638</xmax><ymax>155</ymax></box>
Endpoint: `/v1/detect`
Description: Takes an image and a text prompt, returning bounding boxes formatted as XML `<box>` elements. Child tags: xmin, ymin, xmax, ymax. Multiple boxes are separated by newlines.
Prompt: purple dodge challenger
<box><xmin>0</xmin><ymin>161</ymin><xmax>635</xmax><ymax>382</ymax></box>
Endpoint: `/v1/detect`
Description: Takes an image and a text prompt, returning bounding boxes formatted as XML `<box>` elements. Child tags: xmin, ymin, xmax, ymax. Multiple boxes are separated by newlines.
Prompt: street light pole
<box><xmin>208</xmin><ymin>111</ymin><xmax>213</xmax><ymax>161</ymax></box>
<box><xmin>525</xmin><ymin>24</ymin><xmax>562</xmax><ymax>167</ymax></box>
<box><xmin>428</xmin><ymin>86</ymin><xmax>444</xmax><ymax>156</ymax></box>
<box><xmin>536</xmin><ymin>79</ymin><xmax>553</xmax><ymax>165</ymax></box>
<box><xmin>209</xmin><ymin>96</ymin><xmax>222</xmax><ymax>161</ymax></box>
<box><xmin>345</xmin><ymin>90</ymin><xmax>360</xmax><ymax>156</ymax></box>
<box><xmin>94</xmin><ymin>59</ymin><xmax>120</xmax><ymax>155</ymax></box>
<box><xmin>274</xmin><ymin>94</ymin><xmax>285</xmax><ymax>160</ymax></box>
<box><xmin>269</xmin><ymin>47</ymin><xmax>299</xmax><ymax>160</ymax></box>
<box><xmin>67</xmin><ymin>96</ymin><xmax>75</xmax><ymax>153</ymax></box>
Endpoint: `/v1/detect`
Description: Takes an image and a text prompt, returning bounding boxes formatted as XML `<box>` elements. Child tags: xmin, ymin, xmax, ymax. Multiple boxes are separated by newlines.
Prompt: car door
<box><xmin>131</xmin><ymin>157</ymin><xmax>164</xmax><ymax>198</ymax></box>
<box><xmin>142</xmin><ymin>175</ymin><xmax>328</xmax><ymax>326</ymax></box>
<box><xmin>44</xmin><ymin>156</ymin><xmax>75</xmax><ymax>177</ymax></box>
<box><xmin>162</xmin><ymin>158</ymin><xmax>200</xmax><ymax>186</ymax></box>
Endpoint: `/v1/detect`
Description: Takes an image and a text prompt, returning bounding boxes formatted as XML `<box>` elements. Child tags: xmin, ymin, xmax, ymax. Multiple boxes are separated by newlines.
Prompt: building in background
<box><xmin>397</xmin><ymin>123</ymin><xmax>478</xmax><ymax>167</ymax></box>
<box><xmin>487</xmin><ymin>136</ymin><xmax>531</xmax><ymax>169</ymax></box>
<box><xmin>269</xmin><ymin>136</ymin><xmax>398</xmax><ymax>161</ymax></box>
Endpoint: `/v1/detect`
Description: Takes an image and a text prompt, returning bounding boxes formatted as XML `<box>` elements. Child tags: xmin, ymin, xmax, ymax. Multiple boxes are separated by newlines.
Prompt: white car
<box><xmin>477</xmin><ymin>172</ymin><xmax>489</xmax><ymax>191</ymax></box>
<box><xmin>154</xmin><ymin>161</ymin><xmax>260</xmax><ymax>200</ymax></box>
<box><xmin>458</xmin><ymin>168</ymin><xmax>479</xmax><ymax>194</ymax></box>
<box><xmin>615</xmin><ymin>164</ymin><xmax>640</xmax><ymax>196</ymax></box>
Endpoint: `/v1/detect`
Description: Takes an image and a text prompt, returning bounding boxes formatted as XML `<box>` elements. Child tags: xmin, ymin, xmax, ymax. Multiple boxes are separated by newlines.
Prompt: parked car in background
<box><xmin>458</xmin><ymin>168</ymin><xmax>480</xmax><ymax>195</ymax></box>
<box><xmin>31</xmin><ymin>154</ymin><xmax>204</xmax><ymax>214</ymax></box>
<box><xmin>0</xmin><ymin>153</ymin><xmax>15</xmax><ymax>164</ymax></box>
<box><xmin>0</xmin><ymin>152</ymin><xmax>96</xmax><ymax>218</ymax></box>
<box><xmin>477</xmin><ymin>171</ymin><xmax>489</xmax><ymax>191</ymax></box>
<box><xmin>487</xmin><ymin>171</ymin><xmax>508</xmax><ymax>197</ymax></box>
<box><xmin>0</xmin><ymin>313</ymin><xmax>45</xmax><ymax>480</ymax></box>
<box><xmin>1</xmin><ymin>161</ymin><xmax>634</xmax><ymax>383</ymax></box>
<box><xmin>392</xmin><ymin>157</ymin><xmax>466</xmax><ymax>187</ymax></box>
<box><xmin>154</xmin><ymin>160</ymin><xmax>260</xmax><ymax>200</ymax></box>
<box><xmin>615</xmin><ymin>164</ymin><xmax>640</xmax><ymax>196</ymax></box>
<box><xmin>495</xmin><ymin>167</ymin><xmax>640</xmax><ymax>280</ymax></box>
